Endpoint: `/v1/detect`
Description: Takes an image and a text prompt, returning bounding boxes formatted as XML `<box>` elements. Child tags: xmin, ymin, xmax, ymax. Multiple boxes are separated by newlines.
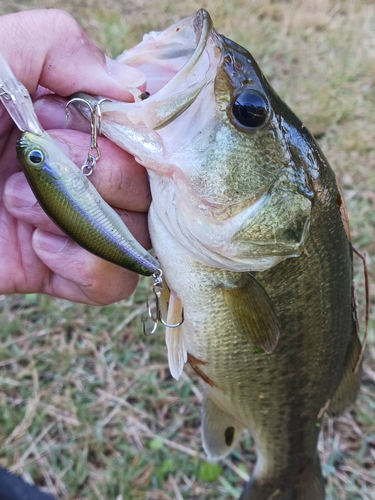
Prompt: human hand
<box><xmin>0</xmin><ymin>9</ymin><xmax>151</xmax><ymax>305</ymax></box>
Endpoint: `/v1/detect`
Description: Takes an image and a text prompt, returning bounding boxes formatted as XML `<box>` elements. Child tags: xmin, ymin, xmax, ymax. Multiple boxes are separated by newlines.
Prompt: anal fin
<box><xmin>220</xmin><ymin>273</ymin><xmax>280</xmax><ymax>354</ymax></box>
<box><xmin>202</xmin><ymin>395</ymin><xmax>245</xmax><ymax>460</ymax></box>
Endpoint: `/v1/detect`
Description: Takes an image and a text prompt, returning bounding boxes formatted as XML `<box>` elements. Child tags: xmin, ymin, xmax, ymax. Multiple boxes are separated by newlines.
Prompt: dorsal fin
<box><xmin>335</xmin><ymin>175</ymin><xmax>351</xmax><ymax>242</ymax></box>
<box><xmin>328</xmin><ymin>332</ymin><xmax>361</xmax><ymax>417</ymax></box>
<box><xmin>328</xmin><ymin>282</ymin><xmax>362</xmax><ymax>417</ymax></box>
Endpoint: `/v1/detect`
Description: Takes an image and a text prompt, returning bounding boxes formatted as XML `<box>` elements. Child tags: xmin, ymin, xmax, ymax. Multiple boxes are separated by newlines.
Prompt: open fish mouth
<box><xmin>71</xmin><ymin>9</ymin><xmax>225</xmax><ymax>184</ymax></box>
<box><xmin>91</xmin><ymin>9</ymin><xmax>222</xmax><ymax>144</ymax></box>
<box><xmin>117</xmin><ymin>9</ymin><xmax>215</xmax><ymax>104</ymax></box>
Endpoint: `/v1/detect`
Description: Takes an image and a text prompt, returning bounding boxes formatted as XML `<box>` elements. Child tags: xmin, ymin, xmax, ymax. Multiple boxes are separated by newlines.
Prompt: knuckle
<box><xmin>45</xmin><ymin>10</ymin><xmax>104</xmax><ymax>66</ymax></box>
<box><xmin>85</xmin><ymin>267</ymin><xmax>138</xmax><ymax>305</ymax></box>
<box><xmin>46</xmin><ymin>10</ymin><xmax>86</xmax><ymax>51</ymax></box>
<box><xmin>47</xmin><ymin>10</ymin><xmax>78</xmax><ymax>31</ymax></box>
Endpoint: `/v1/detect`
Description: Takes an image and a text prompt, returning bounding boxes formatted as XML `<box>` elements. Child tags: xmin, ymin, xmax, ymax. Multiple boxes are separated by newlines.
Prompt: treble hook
<box><xmin>143</xmin><ymin>270</ymin><xmax>184</xmax><ymax>335</ymax></box>
<box><xmin>94</xmin><ymin>97</ymin><xmax>111</xmax><ymax>136</ymax></box>
<box><xmin>65</xmin><ymin>97</ymin><xmax>111</xmax><ymax>176</ymax></box>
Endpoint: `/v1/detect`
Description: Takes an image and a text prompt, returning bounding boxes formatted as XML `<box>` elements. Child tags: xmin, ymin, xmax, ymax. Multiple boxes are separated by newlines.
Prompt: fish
<box><xmin>0</xmin><ymin>51</ymin><xmax>159</xmax><ymax>277</ymax></box>
<box><xmin>73</xmin><ymin>10</ymin><xmax>361</xmax><ymax>499</ymax></box>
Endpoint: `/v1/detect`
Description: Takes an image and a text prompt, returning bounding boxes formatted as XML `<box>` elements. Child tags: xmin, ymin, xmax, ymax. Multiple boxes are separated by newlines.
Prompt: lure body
<box><xmin>16</xmin><ymin>131</ymin><xmax>159</xmax><ymax>276</ymax></box>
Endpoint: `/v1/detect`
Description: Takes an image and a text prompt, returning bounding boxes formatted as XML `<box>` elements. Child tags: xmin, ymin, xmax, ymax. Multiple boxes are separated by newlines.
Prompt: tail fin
<box><xmin>239</xmin><ymin>456</ymin><xmax>325</xmax><ymax>500</ymax></box>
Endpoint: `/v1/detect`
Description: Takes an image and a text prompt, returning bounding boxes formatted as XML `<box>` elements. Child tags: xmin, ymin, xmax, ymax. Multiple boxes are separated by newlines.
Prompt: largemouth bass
<box><xmin>0</xmin><ymin>51</ymin><xmax>159</xmax><ymax>277</ymax></box>
<box><xmin>75</xmin><ymin>10</ymin><xmax>361</xmax><ymax>499</ymax></box>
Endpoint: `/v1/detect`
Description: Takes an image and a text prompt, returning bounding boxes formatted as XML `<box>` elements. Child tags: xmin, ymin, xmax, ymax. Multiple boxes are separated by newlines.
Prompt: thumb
<box><xmin>0</xmin><ymin>9</ymin><xmax>145</xmax><ymax>101</ymax></box>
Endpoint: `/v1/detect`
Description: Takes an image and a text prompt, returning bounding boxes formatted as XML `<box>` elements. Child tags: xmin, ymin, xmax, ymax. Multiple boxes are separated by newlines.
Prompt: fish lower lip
<box><xmin>193</xmin><ymin>9</ymin><xmax>211</xmax><ymax>43</ymax></box>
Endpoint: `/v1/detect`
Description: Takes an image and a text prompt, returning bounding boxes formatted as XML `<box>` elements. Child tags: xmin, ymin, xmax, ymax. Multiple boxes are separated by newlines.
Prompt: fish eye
<box><xmin>28</xmin><ymin>149</ymin><xmax>44</xmax><ymax>165</ymax></box>
<box><xmin>231</xmin><ymin>90</ymin><xmax>269</xmax><ymax>129</ymax></box>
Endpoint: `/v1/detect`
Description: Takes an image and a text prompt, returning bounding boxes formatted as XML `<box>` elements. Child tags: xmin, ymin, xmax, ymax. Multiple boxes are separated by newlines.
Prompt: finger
<box><xmin>0</xmin><ymin>126</ymin><xmax>21</xmax><ymax>178</ymax></box>
<box><xmin>0</xmin><ymin>216</ymin><xmax>48</xmax><ymax>295</ymax></box>
<box><xmin>4</xmin><ymin>173</ymin><xmax>151</xmax><ymax>248</ymax></box>
<box><xmin>32</xmin><ymin>229</ymin><xmax>140</xmax><ymax>305</ymax></box>
<box><xmin>0</xmin><ymin>10</ymin><xmax>145</xmax><ymax>100</ymax></box>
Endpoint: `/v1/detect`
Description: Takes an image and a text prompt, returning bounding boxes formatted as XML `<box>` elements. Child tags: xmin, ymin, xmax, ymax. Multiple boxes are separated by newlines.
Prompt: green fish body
<box><xmin>75</xmin><ymin>10</ymin><xmax>360</xmax><ymax>499</ymax></box>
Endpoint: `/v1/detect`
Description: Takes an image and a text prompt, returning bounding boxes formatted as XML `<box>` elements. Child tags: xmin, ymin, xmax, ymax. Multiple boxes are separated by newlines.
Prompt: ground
<box><xmin>0</xmin><ymin>0</ymin><xmax>374</xmax><ymax>499</ymax></box>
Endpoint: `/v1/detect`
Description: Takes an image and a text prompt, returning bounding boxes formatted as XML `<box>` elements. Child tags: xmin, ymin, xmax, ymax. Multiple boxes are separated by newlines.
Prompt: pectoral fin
<box><xmin>165</xmin><ymin>293</ymin><xmax>186</xmax><ymax>381</ymax></box>
<box><xmin>159</xmin><ymin>281</ymin><xmax>171</xmax><ymax>320</ymax></box>
<box><xmin>202</xmin><ymin>395</ymin><xmax>245</xmax><ymax>460</ymax></box>
<box><xmin>220</xmin><ymin>274</ymin><xmax>280</xmax><ymax>354</ymax></box>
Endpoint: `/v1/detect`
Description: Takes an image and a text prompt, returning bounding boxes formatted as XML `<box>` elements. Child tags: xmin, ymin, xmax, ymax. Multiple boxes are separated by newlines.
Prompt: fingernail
<box><xmin>34</xmin><ymin>230</ymin><xmax>69</xmax><ymax>253</ymax></box>
<box><xmin>5</xmin><ymin>174</ymin><xmax>37</xmax><ymax>208</ymax></box>
<box><xmin>106</xmin><ymin>56</ymin><xmax>146</xmax><ymax>89</ymax></box>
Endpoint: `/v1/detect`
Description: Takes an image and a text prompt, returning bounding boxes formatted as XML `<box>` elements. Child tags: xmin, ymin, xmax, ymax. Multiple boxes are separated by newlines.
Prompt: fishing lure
<box><xmin>0</xmin><ymin>52</ymin><xmax>158</xmax><ymax>277</ymax></box>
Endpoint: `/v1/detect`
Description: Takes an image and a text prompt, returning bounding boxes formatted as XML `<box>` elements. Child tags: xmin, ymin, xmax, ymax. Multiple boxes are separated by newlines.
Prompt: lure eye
<box><xmin>28</xmin><ymin>149</ymin><xmax>44</xmax><ymax>165</ymax></box>
<box><xmin>232</xmin><ymin>90</ymin><xmax>269</xmax><ymax>129</ymax></box>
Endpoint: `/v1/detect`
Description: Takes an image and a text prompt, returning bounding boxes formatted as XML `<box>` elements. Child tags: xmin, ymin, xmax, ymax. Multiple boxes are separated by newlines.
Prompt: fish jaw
<box><xmin>72</xmin><ymin>10</ymin><xmax>222</xmax><ymax>175</ymax></box>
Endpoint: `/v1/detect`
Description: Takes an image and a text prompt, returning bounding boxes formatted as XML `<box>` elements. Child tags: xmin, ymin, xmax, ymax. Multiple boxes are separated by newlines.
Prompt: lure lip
<box><xmin>0</xmin><ymin>51</ymin><xmax>43</xmax><ymax>135</ymax></box>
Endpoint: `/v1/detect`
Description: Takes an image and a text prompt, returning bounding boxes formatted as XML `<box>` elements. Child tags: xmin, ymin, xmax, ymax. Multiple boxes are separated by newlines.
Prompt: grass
<box><xmin>0</xmin><ymin>0</ymin><xmax>375</xmax><ymax>499</ymax></box>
